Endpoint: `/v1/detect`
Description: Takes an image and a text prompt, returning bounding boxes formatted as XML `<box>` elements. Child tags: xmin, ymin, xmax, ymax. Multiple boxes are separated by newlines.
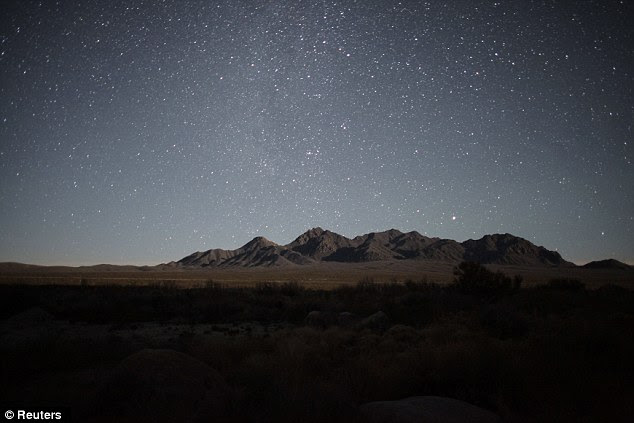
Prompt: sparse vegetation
<box><xmin>0</xmin><ymin>264</ymin><xmax>633</xmax><ymax>422</ymax></box>
<box><xmin>453</xmin><ymin>261</ymin><xmax>522</xmax><ymax>296</ymax></box>
<box><xmin>546</xmin><ymin>277</ymin><xmax>585</xmax><ymax>291</ymax></box>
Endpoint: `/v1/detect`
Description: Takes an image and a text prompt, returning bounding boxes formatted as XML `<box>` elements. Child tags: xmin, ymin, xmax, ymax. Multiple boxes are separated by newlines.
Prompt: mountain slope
<box><xmin>582</xmin><ymin>259</ymin><xmax>632</xmax><ymax>270</ymax></box>
<box><xmin>288</xmin><ymin>228</ymin><xmax>357</xmax><ymax>260</ymax></box>
<box><xmin>177</xmin><ymin>229</ymin><xmax>573</xmax><ymax>268</ymax></box>
<box><xmin>177</xmin><ymin>236</ymin><xmax>312</xmax><ymax>268</ymax></box>
<box><xmin>461</xmin><ymin>234</ymin><xmax>573</xmax><ymax>267</ymax></box>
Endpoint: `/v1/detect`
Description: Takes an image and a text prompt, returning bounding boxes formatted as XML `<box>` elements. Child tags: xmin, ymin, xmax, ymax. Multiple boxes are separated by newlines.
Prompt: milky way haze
<box><xmin>0</xmin><ymin>0</ymin><xmax>632</xmax><ymax>265</ymax></box>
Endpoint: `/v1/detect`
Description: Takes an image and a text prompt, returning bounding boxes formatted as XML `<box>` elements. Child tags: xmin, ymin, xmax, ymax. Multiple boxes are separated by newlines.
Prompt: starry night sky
<box><xmin>1</xmin><ymin>0</ymin><xmax>632</xmax><ymax>266</ymax></box>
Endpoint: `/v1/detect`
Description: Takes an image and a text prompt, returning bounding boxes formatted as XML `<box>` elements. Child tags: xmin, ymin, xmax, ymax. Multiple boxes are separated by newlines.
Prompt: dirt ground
<box><xmin>1</xmin><ymin>260</ymin><xmax>632</xmax><ymax>289</ymax></box>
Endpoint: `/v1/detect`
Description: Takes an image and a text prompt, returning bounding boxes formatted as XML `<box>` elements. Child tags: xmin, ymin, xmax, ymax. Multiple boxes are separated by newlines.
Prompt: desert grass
<box><xmin>1</xmin><ymin>273</ymin><xmax>633</xmax><ymax>422</ymax></box>
<box><xmin>1</xmin><ymin>259</ymin><xmax>632</xmax><ymax>289</ymax></box>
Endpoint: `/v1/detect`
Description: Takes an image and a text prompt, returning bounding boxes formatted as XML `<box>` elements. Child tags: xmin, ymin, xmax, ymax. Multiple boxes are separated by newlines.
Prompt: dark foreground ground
<box><xmin>1</xmin><ymin>269</ymin><xmax>633</xmax><ymax>422</ymax></box>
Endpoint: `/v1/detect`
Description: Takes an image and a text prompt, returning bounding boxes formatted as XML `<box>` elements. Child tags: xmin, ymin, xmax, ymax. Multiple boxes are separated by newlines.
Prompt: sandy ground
<box><xmin>0</xmin><ymin>260</ymin><xmax>632</xmax><ymax>289</ymax></box>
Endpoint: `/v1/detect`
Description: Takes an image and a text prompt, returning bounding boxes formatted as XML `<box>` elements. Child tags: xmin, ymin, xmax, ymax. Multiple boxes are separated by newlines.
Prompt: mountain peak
<box><xmin>583</xmin><ymin>259</ymin><xmax>632</xmax><ymax>270</ymax></box>
<box><xmin>286</xmin><ymin>228</ymin><xmax>353</xmax><ymax>260</ymax></box>
<box><xmin>177</xmin><ymin>229</ymin><xmax>575</xmax><ymax>268</ymax></box>
<box><xmin>287</xmin><ymin>227</ymin><xmax>326</xmax><ymax>246</ymax></box>
<box><xmin>243</xmin><ymin>236</ymin><xmax>277</xmax><ymax>249</ymax></box>
<box><xmin>307</xmin><ymin>227</ymin><xmax>325</xmax><ymax>236</ymax></box>
<box><xmin>462</xmin><ymin>233</ymin><xmax>571</xmax><ymax>267</ymax></box>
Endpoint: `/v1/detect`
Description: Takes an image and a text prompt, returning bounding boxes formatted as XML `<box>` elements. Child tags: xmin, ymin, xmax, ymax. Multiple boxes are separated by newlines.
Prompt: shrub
<box><xmin>452</xmin><ymin>261</ymin><xmax>519</xmax><ymax>296</ymax></box>
<box><xmin>356</xmin><ymin>277</ymin><xmax>378</xmax><ymax>293</ymax></box>
<box><xmin>204</xmin><ymin>279</ymin><xmax>224</xmax><ymax>291</ymax></box>
<box><xmin>479</xmin><ymin>303</ymin><xmax>529</xmax><ymax>339</ymax></box>
<box><xmin>546</xmin><ymin>278</ymin><xmax>585</xmax><ymax>292</ymax></box>
<box><xmin>254</xmin><ymin>282</ymin><xmax>276</xmax><ymax>294</ymax></box>
<box><xmin>279</xmin><ymin>281</ymin><xmax>305</xmax><ymax>296</ymax></box>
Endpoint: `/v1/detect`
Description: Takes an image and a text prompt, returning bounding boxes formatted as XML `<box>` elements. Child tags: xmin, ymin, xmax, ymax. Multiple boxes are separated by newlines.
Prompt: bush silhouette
<box><xmin>546</xmin><ymin>278</ymin><xmax>585</xmax><ymax>291</ymax></box>
<box><xmin>453</xmin><ymin>261</ymin><xmax>521</xmax><ymax>296</ymax></box>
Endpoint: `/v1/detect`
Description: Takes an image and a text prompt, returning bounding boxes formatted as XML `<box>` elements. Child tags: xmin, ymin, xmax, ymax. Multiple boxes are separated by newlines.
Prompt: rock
<box><xmin>5</xmin><ymin>307</ymin><xmax>54</xmax><ymax>327</ymax></box>
<box><xmin>358</xmin><ymin>311</ymin><xmax>390</xmax><ymax>331</ymax></box>
<box><xmin>98</xmin><ymin>349</ymin><xmax>231</xmax><ymax>422</ymax></box>
<box><xmin>359</xmin><ymin>396</ymin><xmax>501</xmax><ymax>423</ymax></box>
<box><xmin>305</xmin><ymin>310</ymin><xmax>337</xmax><ymax>328</ymax></box>
<box><xmin>337</xmin><ymin>312</ymin><xmax>360</xmax><ymax>327</ymax></box>
<box><xmin>0</xmin><ymin>307</ymin><xmax>58</xmax><ymax>349</ymax></box>
<box><xmin>385</xmin><ymin>324</ymin><xmax>421</xmax><ymax>344</ymax></box>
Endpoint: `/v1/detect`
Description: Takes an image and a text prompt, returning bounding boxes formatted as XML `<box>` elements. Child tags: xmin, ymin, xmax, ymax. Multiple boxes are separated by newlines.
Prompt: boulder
<box><xmin>385</xmin><ymin>324</ymin><xmax>421</xmax><ymax>344</ymax></box>
<box><xmin>359</xmin><ymin>396</ymin><xmax>501</xmax><ymax>423</ymax></box>
<box><xmin>305</xmin><ymin>310</ymin><xmax>337</xmax><ymax>328</ymax></box>
<box><xmin>5</xmin><ymin>307</ymin><xmax>54</xmax><ymax>326</ymax></box>
<box><xmin>98</xmin><ymin>349</ymin><xmax>231</xmax><ymax>422</ymax></box>
<box><xmin>0</xmin><ymin>307</ymin><xmax>58</xmax><ymax>349</ymax></box>
<box><xmin>337</xmin><ymin>312</ymin><xmax>361</xmax><ymax>327</ymax></box>
<box><xmin>358</xmin><ymin>311</ymin><xmax>390</xmax><ymax>331</ymax></box>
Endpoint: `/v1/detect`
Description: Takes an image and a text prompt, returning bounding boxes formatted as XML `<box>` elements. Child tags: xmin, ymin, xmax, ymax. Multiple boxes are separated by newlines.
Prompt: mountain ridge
<box><xmin>582</xmin><ymin>259</ymin><xmax>632</xmax><ymax>270</ymax></box>
<box><xmin>177</xmin><ymin>228</ymin><xmax>575</xmax><ymax>268</ymax></box>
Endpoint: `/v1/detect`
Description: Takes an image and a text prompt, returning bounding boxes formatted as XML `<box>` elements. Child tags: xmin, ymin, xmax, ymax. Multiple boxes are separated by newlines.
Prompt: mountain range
<box><xmin>177</xmin><ymin>228</ymin><xmax>576</xmax><ymax>268</ymax></box>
